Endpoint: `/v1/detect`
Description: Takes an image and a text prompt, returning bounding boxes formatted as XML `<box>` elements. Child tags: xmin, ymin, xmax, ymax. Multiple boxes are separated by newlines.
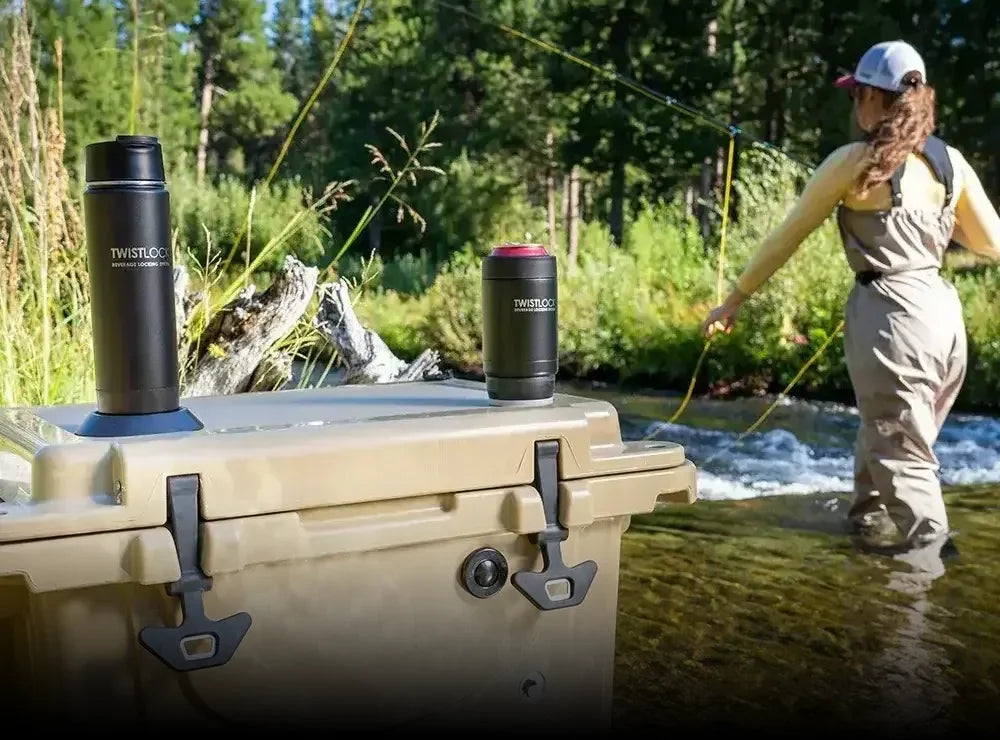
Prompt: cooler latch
<box><xmin>138</xmin><ymin>474</ymin><xmax>252</xmax><ymax>671</ymax></box>
<box><xmin>512</xmin><ymin>439</ymin><xmax>598</xmax><ymax>611</ymax></box>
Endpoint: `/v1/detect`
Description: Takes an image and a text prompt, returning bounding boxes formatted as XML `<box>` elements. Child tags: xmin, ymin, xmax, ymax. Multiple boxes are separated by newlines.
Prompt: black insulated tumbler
<box><xmin>76</xmin><ymin>134</ymin><xmax>203</xmax><ymax>438</ymax></box>
<box><xmin>481</xmin><ymin>243</ymin><xmax>558</xmax><ymax>406</ymax></box>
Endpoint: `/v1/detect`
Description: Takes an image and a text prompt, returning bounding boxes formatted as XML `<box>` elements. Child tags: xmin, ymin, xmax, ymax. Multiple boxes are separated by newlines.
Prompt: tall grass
<box><xmin>0</xmin><ymin>8</ymin><xmax>92</xmax><ymax>407</ymax></box>
<box><xmin>0</xmin><ymin>5</ymin><xmax>443</xmax><ymax>408</ymax></box>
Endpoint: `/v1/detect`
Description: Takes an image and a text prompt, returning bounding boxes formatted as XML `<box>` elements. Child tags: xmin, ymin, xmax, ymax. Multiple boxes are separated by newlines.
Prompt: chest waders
<box><xmin>837</xmin><ymin>135</ymin><xmax>967</xmax><ymax>545</ymax></box>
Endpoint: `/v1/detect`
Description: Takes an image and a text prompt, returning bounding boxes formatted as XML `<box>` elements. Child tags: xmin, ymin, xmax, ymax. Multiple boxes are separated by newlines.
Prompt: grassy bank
<box><xmin>612</xmin><ymin>484</ymin><xmax>1000</xmax><ymax>733</ymax></box>
<box><xmin>355</xmin><ymin>146</ymin><xmax>1000</xmax><ymax>414</ymax></box>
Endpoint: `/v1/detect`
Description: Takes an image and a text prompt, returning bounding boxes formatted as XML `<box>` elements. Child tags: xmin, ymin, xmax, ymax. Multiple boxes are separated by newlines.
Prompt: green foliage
<box><xmin>949</xmin><ymin>265</ymin><xmax>1000</xmax><ymax>408</ymax></box>
<box><xmin>7</xmin><ymin>0</ymin><xmax>1000</xmax><ymax>417</ymax></box>
<box><xmin>420</xmin><ymin>247</ymin><xmax>485</xmax><ymax>370</ymax></box>
<box><xmin>359</xmin><ymin>149</ymin><xmax>1000</xmax><ymax>412</ymax></box>
<box><xmin>353</xmin><ymin>289</ymin><xmax>430</xmax><ymax>360</ymax></box>
<box><xmin>132</xmin><ymin>0</ymin><xmax>202</xmax><ymax>158</ymax></box>
<box><xmin>338</xmin><ymin>248</ymin><xmax>438</xmax><ymax>295</ymax></box>
<box><xmin>17</xmin><ymin>0</ymin><xmax>1000</xmax><ymax>277</ymax></box>
<box><xmin>271</xmin><ymin>0</ymin><xmax>308</xmax><ymax>99</ymax></box>
<box><xmin>168</xmin><ymin>168</ymin><xmax>330</xmax><ymax>275</ymax></box>
<box><xmin>195</xmin><ymin>0</ymin><xmax>300</xmax><ymax>179</ymax></box>
<box><xmin>415</xmin><ymin>151</ymin><xmax>549</xmax><ymax>260</ymax></box>
<box><xmin>28</xmin><ymin>1</ymin><xmax>132</xmax><ymax>166</ymax></box>
<box><xmin>380</xmin><ymin>249</ymin><xmax>438</xmax><ymax>294</ymax></box>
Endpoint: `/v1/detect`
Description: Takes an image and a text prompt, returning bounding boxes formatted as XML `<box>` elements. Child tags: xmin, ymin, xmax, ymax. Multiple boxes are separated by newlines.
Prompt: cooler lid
<box><xmin>0</xmin><ymin>379</ymin><xmax>687</xmax><ymax>542</ymax></box>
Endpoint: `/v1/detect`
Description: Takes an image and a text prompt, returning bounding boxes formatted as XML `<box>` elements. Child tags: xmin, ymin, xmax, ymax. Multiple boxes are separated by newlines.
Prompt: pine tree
<box><xmin>28</xmin><ymin>0</ymin><xmax>133</xmax><ymax>172</ymax></box>
<box><xmin>271</xmin><ymin>0</ymin><xmax>308</xmax><ymax>100</ymax></box>
<box><xmin>132</xmin><ymin>0</ymin><xmax>200</xmax><ymax>169</ymax></box>
<box><xmin>193</xmin><ymin>0</ymin><xmax>298</xmax><ymax>182</ymax></box>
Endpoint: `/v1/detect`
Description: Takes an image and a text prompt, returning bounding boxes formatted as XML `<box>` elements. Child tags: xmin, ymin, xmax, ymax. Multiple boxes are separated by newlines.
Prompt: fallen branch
<box><xmin>182</xmin><ymin>255</ymin><xmax>318</xmax><ymax>397</ymax></box>
<box><xmin>394</xmin><ymin>348</ymin><xmax>444</xmax><ymax>382</ymax></box>
<box><xmin>313</xmin><ymin>278</ymin><xmax>446</xmax><ymax>384</ymax></box>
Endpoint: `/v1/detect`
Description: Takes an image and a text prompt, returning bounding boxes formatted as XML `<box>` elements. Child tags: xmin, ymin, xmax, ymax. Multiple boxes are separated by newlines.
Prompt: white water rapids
<box><xmin>618</xmin><ymin>394</ymin><xmax>1000</xmax><ymax>500</ymax></box>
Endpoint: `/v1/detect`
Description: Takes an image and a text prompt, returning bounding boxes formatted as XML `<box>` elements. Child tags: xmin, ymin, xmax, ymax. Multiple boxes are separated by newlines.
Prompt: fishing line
<box><xmin>660</xmin><ymin>131</ymin><xmax>737</xmax><ymax>427</ymax></box>
<box><xmin>430</xmin><ymin>0</ymin><xmax>842</xmax><ymax>441</ymax></box>
<box><xmin>658</xmin><ymin>319</ymin><xmax>846</xmax><ymax>470</ymax></box>
<box><xmin>433</xmin><ymin>0</ymin><xmax>814</xmax><ymax>170</ymax></box>
<box><xmin>716</xmin><ymin>135</ymin><xmax>737</xmax><ymax>305</ymax></box>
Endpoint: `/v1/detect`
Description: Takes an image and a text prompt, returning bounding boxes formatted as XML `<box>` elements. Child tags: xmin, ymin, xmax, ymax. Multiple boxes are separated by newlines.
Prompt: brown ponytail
<box><xmin>854</xmin><ymin>70</ymin><xmax>936</xmax><ymax>199</ymax></box>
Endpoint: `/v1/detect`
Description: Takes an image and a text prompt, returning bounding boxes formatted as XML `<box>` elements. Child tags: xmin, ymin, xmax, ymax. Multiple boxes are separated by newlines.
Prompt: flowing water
<box><xmin>569</xmin><ymin>383</ymin><xmax>1000</xmax><ymax>500</ymax></box>
<box><xmin>564</xmin><ymin>383</ymin><xmax>1000</xmax><ymax>734</ymax></box>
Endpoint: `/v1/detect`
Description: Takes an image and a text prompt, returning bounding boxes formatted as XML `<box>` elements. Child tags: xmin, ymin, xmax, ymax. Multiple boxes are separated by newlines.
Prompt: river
<box><xmin>569</xmin><ymin>383</ymin><xmax>1000</xmax><ymax>499</ymax></box>
<box><xmin>287</xmin><ymin>360</ymin><xmax>1000</xmax><ymax>499</ymax></box>
<box><xmin>575</xmin><ymin>383</ymin><xmax>1000</xmax><ymax>734</ymax></box>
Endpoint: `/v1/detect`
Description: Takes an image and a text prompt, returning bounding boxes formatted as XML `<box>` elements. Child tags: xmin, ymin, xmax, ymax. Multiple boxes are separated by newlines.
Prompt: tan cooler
<box><xmin>0</xmin><ymin>378</ymin><xmax>696</xmax><ymax>730</ymax></box>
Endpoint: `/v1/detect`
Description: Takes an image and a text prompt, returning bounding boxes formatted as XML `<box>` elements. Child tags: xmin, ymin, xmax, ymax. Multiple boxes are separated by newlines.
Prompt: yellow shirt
<box><xmin>734</xmin><ymin>141</ymin><xmax>1000</xmax><ymax>297</ymax></box>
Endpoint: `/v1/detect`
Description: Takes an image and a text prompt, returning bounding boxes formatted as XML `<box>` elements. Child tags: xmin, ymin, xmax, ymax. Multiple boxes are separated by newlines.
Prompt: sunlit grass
<box><xmin>0</xmin><ymin>4</ymin><xmax>443</xmax><ymax>409</ymax></box>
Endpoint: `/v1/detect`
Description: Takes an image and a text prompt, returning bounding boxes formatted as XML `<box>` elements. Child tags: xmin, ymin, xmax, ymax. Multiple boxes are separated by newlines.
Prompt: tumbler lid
<box><xmin>490</xmin><ymin>243</ymin><xmax>549</xmax><ymax>258</ymax></box>
<box><xmin>483</xmin><ymin>242</ymin><xmax>556</xmax><ymax>280</ymax></box>
<box><xmin>85</xmin><ymin>135</ymin><xmax>165</xmax><ymax>183</ymax></box>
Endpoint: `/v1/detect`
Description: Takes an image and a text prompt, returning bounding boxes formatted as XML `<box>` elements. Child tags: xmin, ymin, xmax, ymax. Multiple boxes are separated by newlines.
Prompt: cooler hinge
<box><xmin>512</xmin><ymin>439</ymin><xmax>598</xmax><ymax>611</ymax></box>
<box><xmin>138</xmin><ymin>474</ymin><xmax>252</xmax><ymax>671</ymax></box>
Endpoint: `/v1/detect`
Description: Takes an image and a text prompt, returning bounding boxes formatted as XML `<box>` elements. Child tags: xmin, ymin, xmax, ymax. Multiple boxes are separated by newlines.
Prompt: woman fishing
<box><xmin>701</xmin><ymin>40</ymin><xmax>1000</xmax><ymax>551</ymax></box>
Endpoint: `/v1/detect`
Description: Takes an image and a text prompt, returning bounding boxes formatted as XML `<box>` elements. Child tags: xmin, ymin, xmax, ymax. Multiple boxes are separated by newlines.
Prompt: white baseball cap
<box><xmin>835</xmin><ymin>40</ymin><xmax>927</xmax><ymax>92</ymax></box>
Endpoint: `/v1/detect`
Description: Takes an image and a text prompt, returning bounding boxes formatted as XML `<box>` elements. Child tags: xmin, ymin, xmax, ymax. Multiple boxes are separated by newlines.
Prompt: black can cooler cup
<box><xmin>481</xmin><ymin>243</ymin><xmax>558</xmax><ymax>406</ymax></box>
<box><xmin>76</xmin><ymin>134</ymin><xmax>203</xmax><ymax>437</ymax></box>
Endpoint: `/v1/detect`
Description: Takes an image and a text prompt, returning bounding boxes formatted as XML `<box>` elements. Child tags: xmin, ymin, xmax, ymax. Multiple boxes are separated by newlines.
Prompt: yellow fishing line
<box><xmin>675</xmin><ymin>133</ymin><xmax>840</xmax><ymax>438</ymax></box>
<box><xmin>657</xmin><ymin>133</ymin><xmax>737</xmax><ymax>431</ymax></box>
<box><xmin>739</xmin><ymin>318</ymin><xmax>845</xmax><ymax>438</ymax></box>
<box><xmin>716</xmin><ymin>136</ymin><xmax>736</xmax><ymax>305</ymax></box>
<box><xmin>438</xmin><ymin>0</ymin><xmax>733</xmax><ymax>135</ymax></box>
<box><xmin>663</xmin><ymin>338</ymin><xmax>712</xmax><ymax>427</ymax></box>
<box><xmin>218</xmin><ymin>0</ymin><xmax>369</xmax><ymax>277</ymax></box>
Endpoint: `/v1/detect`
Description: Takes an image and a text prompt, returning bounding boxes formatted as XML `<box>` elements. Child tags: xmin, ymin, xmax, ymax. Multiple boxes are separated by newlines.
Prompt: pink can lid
<box><xmin>490</xmin><ymin>242</ymin><xmax>549</xmax><ymax>257</ymax></box>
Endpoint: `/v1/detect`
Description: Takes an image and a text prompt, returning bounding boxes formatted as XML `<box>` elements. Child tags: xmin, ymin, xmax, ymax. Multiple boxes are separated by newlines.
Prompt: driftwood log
<box><xmin>182</xmin><ymin>255</ymin><xmax>319</xmax><ymax>397</ymax></box>
<box><xmin>313</xmin><ymin>279</ymin><xmax>445</xmax><ymax>385</ymax></box>
<box><xmin>175</xmin><ymin>255</ymin><xmax>445</xmax><ymax>398</ymax></box>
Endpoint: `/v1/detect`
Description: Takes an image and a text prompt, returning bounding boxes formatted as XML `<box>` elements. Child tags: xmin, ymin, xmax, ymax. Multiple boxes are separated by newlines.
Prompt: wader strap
<box><xmin>922</xmin><ymin>134</ymin><xmax>954</xmax><ymax>207</ymax></box>
<box><xmin>885</xmin><ymin>134</ymin><xmax>954</xmax><ymax>209</ymax></box>
<box><xmin>889</xmin><ymin>164</ymin><xmax>906</xmax><ymax>208</ymax></box>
